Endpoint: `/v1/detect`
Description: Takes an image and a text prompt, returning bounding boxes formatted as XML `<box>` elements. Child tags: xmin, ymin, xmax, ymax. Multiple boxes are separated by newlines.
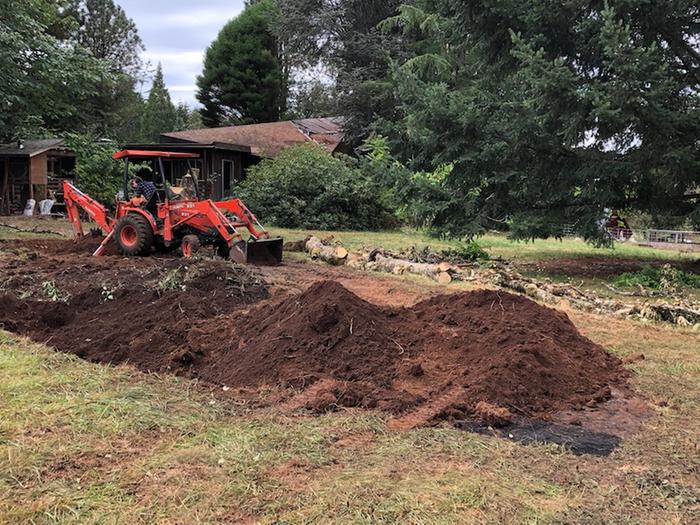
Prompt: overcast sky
<box><xmin>116</xmin><ymin>0</ymin><xmax>246</xmax><ymax>107</ymax></box>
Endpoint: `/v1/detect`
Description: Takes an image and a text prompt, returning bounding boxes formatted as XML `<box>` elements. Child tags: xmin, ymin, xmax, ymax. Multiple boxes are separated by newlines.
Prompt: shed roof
<box><xmin>0</xmin><ymin>139</ymin><xmax>68</xmax><ymax>158</ymax></box>
<box><xmin>161</xmin><ymin>117</ymin><xmax>345</xmax><ymax>157</ymax></box>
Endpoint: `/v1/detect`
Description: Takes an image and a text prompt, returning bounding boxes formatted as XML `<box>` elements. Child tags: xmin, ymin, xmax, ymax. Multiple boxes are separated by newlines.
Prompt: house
<box><xmin>124</xmin><ymin>117</ymin><xmax>346</xmax><ymax>200</ymax></box>
<box><xmin>0</xmin><ymin>139</ymin><xmax>77</xmax><ymax>214</ymax></box>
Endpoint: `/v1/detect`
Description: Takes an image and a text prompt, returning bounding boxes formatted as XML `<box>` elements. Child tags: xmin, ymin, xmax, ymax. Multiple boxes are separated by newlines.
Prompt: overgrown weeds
<box><xmin>612</xmin><ymin>264</ymin><xmax>700</xmax><ymax>292</ymax></box>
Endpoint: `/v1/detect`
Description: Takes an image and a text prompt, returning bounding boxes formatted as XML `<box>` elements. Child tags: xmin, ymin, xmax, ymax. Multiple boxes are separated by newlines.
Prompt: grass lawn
<box><xmin>270</xmin><ymin>227</ymin><xmax>697</xmax><ymax>263</ymax></box>
<box><xmin>2</xmin><ymin>217</ymin><xmax>695</xmax><ymax>263</ymax></box>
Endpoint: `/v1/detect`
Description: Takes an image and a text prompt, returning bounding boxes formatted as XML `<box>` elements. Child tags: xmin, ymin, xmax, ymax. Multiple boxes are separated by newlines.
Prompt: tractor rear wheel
<box><xmin>114</xmin><ymin>214</ymin><xmax>154</xmax><ymax>256</ymax></box>
<box><xmin>181</xmin><ymin>235</ymin><xmax>201</xmax><ymax>258</ymax></box>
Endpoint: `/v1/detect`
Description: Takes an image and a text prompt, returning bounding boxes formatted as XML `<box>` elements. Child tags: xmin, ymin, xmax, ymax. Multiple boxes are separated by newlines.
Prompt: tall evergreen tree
<box><xmin>381</xmin><ymin>0</ymin><xmax>700</xmax><ymax>239</ymax></box>
<box><xmin>174</xmin><ymin>102</ymin><xmax>203</xmax><ymax>131</ymax></box>
<box><xmin>64</xmin><ymin>0</ymin><xmax>146</xmax><ymax>141</ymax></box>
<box><xmin>196</xmin><ymin>0</ymin><xmax>285</xmax><ymax>126</ymax></box>
<box><xmin>70</xmin><ymin>0</ymin><xmax>144</xmax><ymax>75</ymax></box>
<box><xmin>141</xmin><ymin>64</ymin><xmax>177</xmax><ymax>142</ymax></box>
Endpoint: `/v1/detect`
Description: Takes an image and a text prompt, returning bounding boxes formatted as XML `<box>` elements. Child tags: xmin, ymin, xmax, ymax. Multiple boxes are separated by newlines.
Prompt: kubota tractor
<box><xmin>63</xmin><ymin>149</ymin><xmax>283</xmax><ymax>264</ymax></box>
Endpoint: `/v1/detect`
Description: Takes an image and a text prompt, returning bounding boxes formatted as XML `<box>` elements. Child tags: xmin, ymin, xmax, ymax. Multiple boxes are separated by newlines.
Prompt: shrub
<box><xmin>237</xmin><ymin>143</ymin><xmax>393</xmax><ymax>230</ymax></box>
<box><xmin>65</xmin><ymin>133</ymin><xmax>123</xmax><ymax>204</ymax></box>
<box><xmin>441</xmin><ymin>241</ymin><xmax>490</xmax><ymax>262</ymax></box>
<box><xmin>612</xmin><ymin>265</ymin><xmax>700</xmax><ymax>291</ymax></box>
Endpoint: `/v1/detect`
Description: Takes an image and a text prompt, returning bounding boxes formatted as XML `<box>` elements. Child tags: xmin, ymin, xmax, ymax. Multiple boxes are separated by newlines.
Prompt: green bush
<box><xmin>237</xmin><ymin>143</ymin><xmax>393</xmax><ymax>230</ymax></box>
<box><xmin>612</xmin><ymin>266</ymin><xmax>700</xmax><ymax>291</ymax></box>
<box><xmin>441</xmin><ymin>241</ymin><xmax>490</xmax><ymax>262</ymax></box>
<box><xmin>65</xmin><ymin>133</ymin><xmax>122</xmax><ymax>204</ymax></box>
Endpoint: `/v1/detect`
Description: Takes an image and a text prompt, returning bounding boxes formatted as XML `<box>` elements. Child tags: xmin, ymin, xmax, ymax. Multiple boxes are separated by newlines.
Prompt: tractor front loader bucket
<box><xmin>230</xmin><ymin>238</ymin><xmax>284</xmax><ymax>265</ymax></box>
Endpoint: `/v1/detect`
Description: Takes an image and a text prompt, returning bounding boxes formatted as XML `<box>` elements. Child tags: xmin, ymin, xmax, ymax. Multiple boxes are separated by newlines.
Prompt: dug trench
<box><xmin>0</xmin><ymin>238</ymin><xmax>642</xmax><ymax>454</ymax></box>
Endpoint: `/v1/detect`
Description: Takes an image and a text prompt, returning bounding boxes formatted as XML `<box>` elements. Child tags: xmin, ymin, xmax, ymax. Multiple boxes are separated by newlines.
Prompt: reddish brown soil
<box><xmin>0</xmin><ymin>234</ymin><xmax>120</xmax><ymax>256</ymax></box>
<box><xmin>0</xmin><ymin>239</ymin><xmax>629</xmax><ymax>428</ymax></box>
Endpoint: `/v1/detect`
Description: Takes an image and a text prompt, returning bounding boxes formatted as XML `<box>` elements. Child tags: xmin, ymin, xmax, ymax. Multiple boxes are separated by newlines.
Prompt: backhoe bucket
<box><xmin>230</xmin><ymin>238</ymin><xmax>284</xmax><ymax>265</ymax></box>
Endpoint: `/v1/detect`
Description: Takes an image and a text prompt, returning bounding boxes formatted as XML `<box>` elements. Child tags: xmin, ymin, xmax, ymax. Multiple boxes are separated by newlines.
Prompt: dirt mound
<box><xmin>400</xmin><ymin>290</ymin><xmax>623</xmax><ymax>417</ymax></box>
<box><xmin>0</xmin><ymin>260</ymin><xmax>627</xmax><ymax>426</ymax></box>
<box><xmin>189</xmin><ymin>281</ymin><xmax>627</xmax><ymax>422</ymax></box>
<box><xmin>193</xmin><ymin>281</ymin><xmax>401</xmax><ymax>386</ymax></box>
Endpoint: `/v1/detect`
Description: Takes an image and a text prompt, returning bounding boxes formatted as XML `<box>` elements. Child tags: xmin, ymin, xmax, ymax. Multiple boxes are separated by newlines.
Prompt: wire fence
<box><xmin>560</xmin><ymin>225</ymin><xmax>700</xmax><ymax>245</ymax></box>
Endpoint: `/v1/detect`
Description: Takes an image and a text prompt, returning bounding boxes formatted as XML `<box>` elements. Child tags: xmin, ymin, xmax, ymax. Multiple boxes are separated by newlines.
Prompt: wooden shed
<box><xmin>0</xmin><ymin>139</ymin><xmax>76</xmax><ymax>214</ymax></box>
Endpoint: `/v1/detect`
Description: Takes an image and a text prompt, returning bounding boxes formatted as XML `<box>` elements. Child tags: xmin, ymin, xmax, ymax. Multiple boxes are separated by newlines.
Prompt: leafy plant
<box><xmin>237</xmin><ymin>143</ymin><xmax>393</xmax><ymax>230</ymax></box>
<box><xmin>101</xmin><ymin>284</ymin><xmax>117</xmax><ymax>302</ymax></box>
<box><xmin>64</xmin><ymin>133</ymin><xmax>122</xmax><ymax>204</ymax></box>
<box><xmin>612</xmin><ymin>265</ymin><xmax>700</xmax><ymax>292</ymax></box>
<box><xmin>41</xmin><ymin>280</ymin><xmax>70</xmax><ymax>302</ymax></box>
<box><xmin>157</xmin><ymin>268</ymin><xmax>186</xmax><ymax>292</ymax></box>
<box><xmin>441</xmin><ymin>241</ymin><xmax>490</xmax><ymax>262</ymax></box>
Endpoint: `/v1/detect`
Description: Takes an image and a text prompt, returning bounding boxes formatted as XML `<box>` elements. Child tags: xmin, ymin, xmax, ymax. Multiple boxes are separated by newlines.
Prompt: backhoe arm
<box><xmin>63</xmin><ymin>180</ymin><xmax>114</xmax><ymax>237</ymax></box>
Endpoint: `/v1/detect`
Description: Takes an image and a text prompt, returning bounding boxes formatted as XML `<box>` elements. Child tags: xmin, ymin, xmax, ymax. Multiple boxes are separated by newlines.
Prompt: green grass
<box><xmin>1</xmin><ymin>216</ymin><xmax>694</xmax><ymax>263</ymax></box>
<box><xmin>1</xmin><ymin>315</ymin><xmax>698</xmax><ymax>524</ymax></box>
<box><xmin>270</xmin><ymin>227</ymin><xmax>696</xmax><ymax>262</ymax></box>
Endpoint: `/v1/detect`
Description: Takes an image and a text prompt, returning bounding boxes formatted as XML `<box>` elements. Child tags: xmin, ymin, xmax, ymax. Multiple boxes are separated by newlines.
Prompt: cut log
<box><xmin>305</xmin><ymin>236</ymin><xmax>348</xmax><ymax>266</ymax></box>
<box><xmin>437</xmin><ymin>272</ymin><xmax>452</xmax><ymax>284</ymax></box>
<box><xmin>373</xmin><ymin>254</ymin><xmax>452</xmax><ymax>284</ymax></box>
<box><xmin>438</xmin><ymin>262</ymin><xmax>453</xmax><ymax>273</ymax></box>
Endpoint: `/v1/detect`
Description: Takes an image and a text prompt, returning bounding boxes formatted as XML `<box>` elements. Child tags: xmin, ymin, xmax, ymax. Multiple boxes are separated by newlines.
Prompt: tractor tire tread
<box><xmin>114</xmin><ymin>214</ymin><xmax>154</xmax><ymax>256</ymax></box>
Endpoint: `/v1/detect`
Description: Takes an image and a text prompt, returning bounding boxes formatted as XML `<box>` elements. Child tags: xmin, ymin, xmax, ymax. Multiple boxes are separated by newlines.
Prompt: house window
<box><xmin>222</xmin><ymin>159</ymin><xmax>235</xmax><ymax>196</ymax></box>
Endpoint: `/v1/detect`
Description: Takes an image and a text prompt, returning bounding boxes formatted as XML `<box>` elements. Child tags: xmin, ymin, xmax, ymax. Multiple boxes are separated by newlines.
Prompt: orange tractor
<box><xmin>63</xmin><ymin>150</ymin><xmax>283</xmax><ymax>264</ymax></box>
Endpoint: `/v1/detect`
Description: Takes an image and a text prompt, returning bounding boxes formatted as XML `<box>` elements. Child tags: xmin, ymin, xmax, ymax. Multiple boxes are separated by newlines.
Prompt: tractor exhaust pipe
<box><xmin>230</xmin><ymin>238</ymin><xmax>284</xmax><ymax>265</ymax></box>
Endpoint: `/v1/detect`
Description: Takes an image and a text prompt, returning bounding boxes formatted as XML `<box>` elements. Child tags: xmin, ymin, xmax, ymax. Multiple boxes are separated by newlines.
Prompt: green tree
<box><xmin>0</xmin><ymin>0</ymin><xmax>108</xmax><ymax>141</ymax></box>
<box><xmin>274</xmin><ymin>0</ymin><xmax>406</xmax><ymax>138</ymax></box>
<box><xmin>197</xmin><ymin>0</ymin><xmax>285</xmax><ymax>126</ymax></box>
<box><xmin>381</xmin><ymin>0</ymin><xmax>700</xmax><ymax>240</ymax></box>
<box><xmin>173</xmin><ymin>102</ymin><xmax>203</xmax><ymax>131</ymax></box>
<box><xmin>285</xmin><ymin>78</ymin><xmax>336</xmax><ymax>119</ymax></box>
<box><xmin>70</xmin><ymin>0</ymin><xmax>144</xmax><ymax>75</ymax></box>
<box><xmin>66</xmin><ymin>0</ymin><xmax>147</xmax><ymax>142</ymax></box>
<box><xmin>141</xmin><ymin>64</ymin><xmax>177</xmax><ymax>142</ymax></box>
<box><xmin>65</xmin><ymin>133</ymin><xmax>122</xmax><ymax>203</ymax></box>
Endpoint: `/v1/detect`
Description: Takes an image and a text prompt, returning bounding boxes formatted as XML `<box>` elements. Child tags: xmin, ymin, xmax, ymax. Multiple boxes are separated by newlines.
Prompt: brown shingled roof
<box><xmin>0</xmin><ymin>139</ymin><xmax>66</xmax><ymax>158</ymax></box>
<box><xmin>161</xmin><ymin>117</ymin><xmax>345</xmax><ymax>157</ymax></box>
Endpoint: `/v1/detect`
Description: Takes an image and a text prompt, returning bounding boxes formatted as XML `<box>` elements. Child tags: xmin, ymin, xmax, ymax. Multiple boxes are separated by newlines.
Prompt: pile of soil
<box><xmin>0</xmin><ymin>237</ymin><xmax>628</xmax><ymax>426</ymax></box>
<box><xmin>0</xmin><ymin>235</ymin><xmax>118</xmax><ymax>256</ymax></box>
<box><xmin>187</xmin><ymin>281</ymin><xmax>626</xmax><ymax>423</ymax></box>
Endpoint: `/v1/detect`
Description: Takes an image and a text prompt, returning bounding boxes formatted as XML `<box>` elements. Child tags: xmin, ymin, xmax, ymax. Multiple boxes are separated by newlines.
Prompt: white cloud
<box><xmin>115</xmin><ymin>1</ymin><xmax>247</xmax><ymax>108</ymax></box>
<box><xmin>162</xmin><ymin>8</ymin><xmax>242</xmax><ymax>28</ymax></box>
<box><xmin>142</xmin><ymin>50</ymin><xmax>204</xmax><ymax>68</ymax></box>
<box><xmin>168</xmin><ymin>85</ymin><xmax>199</xmax><ymax>93</ymax></box>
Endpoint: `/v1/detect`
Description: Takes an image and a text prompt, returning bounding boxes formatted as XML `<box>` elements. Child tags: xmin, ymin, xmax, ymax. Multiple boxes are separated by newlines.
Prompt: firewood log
<box><xmin>305</xmin><ymin>236</ymin><xmax>349</xmax><ymax>265</ymax></box>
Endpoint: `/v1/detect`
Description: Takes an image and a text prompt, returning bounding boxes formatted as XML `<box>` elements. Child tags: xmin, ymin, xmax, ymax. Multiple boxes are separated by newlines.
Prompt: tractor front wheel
<box><xmin>181</xmin><ymin>235</ymin><xmax>201</xmax><ymax>258</ymax></box>
<box><xmin>114</xmin><ymin>214</ymin><xmax>154</xmax><ymax>256</ymax></box>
